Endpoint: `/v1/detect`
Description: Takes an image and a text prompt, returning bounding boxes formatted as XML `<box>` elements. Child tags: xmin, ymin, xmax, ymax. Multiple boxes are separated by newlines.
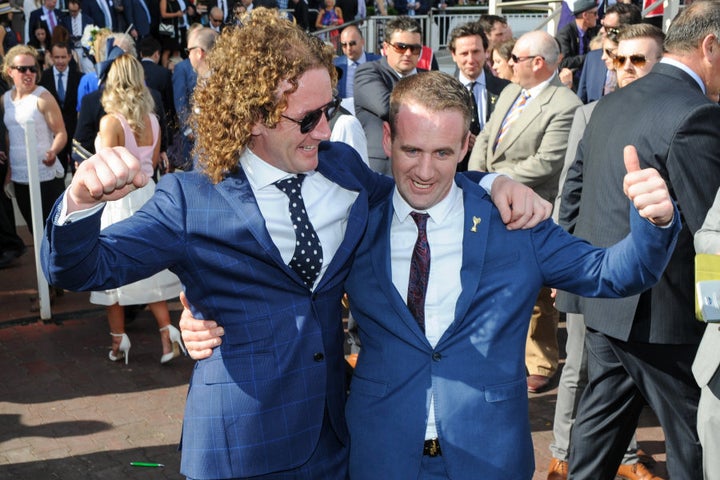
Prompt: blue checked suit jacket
<box><xmin>42</xmin><ymin>142</ymin><xmax>392</xmax><ymax>479</ymax></box>
<box><xmin>344</xmin><ymin>174</ymin><xmax>679</xmax><ymax>480</ymax></box>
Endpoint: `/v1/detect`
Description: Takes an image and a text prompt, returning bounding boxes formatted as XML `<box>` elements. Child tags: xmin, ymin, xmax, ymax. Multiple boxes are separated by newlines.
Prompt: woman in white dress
<box><xmin>93</xmin><ymin>52</ymin><xmax>185</xmax><ymax>365</ymax></box>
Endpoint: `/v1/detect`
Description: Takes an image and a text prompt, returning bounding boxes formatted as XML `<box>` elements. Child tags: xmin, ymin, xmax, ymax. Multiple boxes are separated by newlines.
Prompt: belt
<box><xmin>423</xmin><ymin>438</ymin><xmax>442</xmax><ymax>457</ymax></box>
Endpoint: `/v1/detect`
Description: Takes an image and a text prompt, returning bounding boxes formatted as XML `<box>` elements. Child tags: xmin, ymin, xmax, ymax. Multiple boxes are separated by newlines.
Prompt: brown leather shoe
<box><xmin>547</xmin><ymin>457</ymin><xmax>568</xmax><ymax>480</ymax></box>
<box><xmin>527</xmin><ymin>374</ymin><xmax>551</xmax><ymax>393</ymax></box>
<box><xmin>617</xmin><ymin>462</ymin><xmax>664</xmax><ymax>480</ymax></box>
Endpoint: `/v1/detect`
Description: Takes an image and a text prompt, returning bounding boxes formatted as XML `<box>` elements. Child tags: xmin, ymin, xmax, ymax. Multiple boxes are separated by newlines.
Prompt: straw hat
<box><xmin>0</xmin><ymin>3</ymin><xmax>22</xmax><ymax>15</ymax></box>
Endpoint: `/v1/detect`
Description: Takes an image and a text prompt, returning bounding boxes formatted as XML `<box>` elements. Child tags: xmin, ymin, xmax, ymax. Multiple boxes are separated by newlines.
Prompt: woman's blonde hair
<box><xmin>101</xmin><ymin>53</ymin><xmax>155</xmax><ymax>136</ymax></box>
<box><xmin>192</xmin><ymin>8</ymin><xmax>336</xmax><ymax>183</ymax></box>
<box><xmin>3</xmin><ymin>45</ymin><xmax>40</xmax><ymax>84</ymax></box>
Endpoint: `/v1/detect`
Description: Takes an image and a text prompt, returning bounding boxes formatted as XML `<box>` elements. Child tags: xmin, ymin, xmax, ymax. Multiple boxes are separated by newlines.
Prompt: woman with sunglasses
<box><xmin>1</xmin><ymin>44</ymin><xmax>66</xmax><ymax>235</ymax></box>
<box><xmin>91</xmin><ymin>52</ymin><xmax>185</xmax><ymax>365</ymax></box>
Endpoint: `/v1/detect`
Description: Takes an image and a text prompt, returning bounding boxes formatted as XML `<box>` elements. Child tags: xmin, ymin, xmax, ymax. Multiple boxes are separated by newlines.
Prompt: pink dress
<box><xmin>90</xmin><ymin>114</ymin><xmax>182</xmax><ymax>306</ymax></box>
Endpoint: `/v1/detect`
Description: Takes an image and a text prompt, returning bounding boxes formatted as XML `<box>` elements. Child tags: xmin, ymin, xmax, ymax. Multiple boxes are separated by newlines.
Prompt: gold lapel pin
<box><xmin>471</xmin><ymin>216</ymin><xmax>482</xmax><ymax>232</ymax></box>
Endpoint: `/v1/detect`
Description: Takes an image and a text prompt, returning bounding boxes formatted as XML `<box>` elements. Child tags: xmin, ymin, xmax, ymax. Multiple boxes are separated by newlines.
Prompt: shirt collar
<box><xmin>458</xmin><ymin>69</ymin><xmax>486</xmax><ymax>88</ymax></box>
<box><xmin>661</xmin><ymin>57</ymin><xmax>706</xmax><ymax>94</ymax></box>
<box><xmin>392</xmin><ymin>180</ymin><xmax>461</xmax><ymax>226</ymax></box>
<box><xmin>525</xmin><ymin>73</ymin><xmax>554</xmax><ymax>99</ymax></box>
<box><xmin>240</xmin><ymin>148</ymin><xmax>317</xmax><ymax>190</ymax></box>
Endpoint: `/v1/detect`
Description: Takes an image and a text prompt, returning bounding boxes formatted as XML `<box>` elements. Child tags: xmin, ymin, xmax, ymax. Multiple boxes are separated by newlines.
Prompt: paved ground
<box><xmin>0</xmin><ymin>227</ymin><xmax>669</xmax><ymax>479</ymax></box>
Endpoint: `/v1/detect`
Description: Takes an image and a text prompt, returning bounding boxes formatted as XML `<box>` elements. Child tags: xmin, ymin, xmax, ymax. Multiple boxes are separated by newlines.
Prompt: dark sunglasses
<box><xmin>510</xmin><ymin>53</ymin><xmax>542</xmax><ymax>63</ymax></box>
<box><xmin>387</xmin><ymin>42</ymin><xmax>422</xmax><ymax>55</ymax></box>
<box><xmin>340</xmin><ymin>40</ymin><xmax>357</xmax><ymax>47</ymax></box>
<box><xmin>603</xmin><ymin>48</ymin><xmax>617</xmax><ymax>59</ymax></box>
<box><xmin>184</xmin><ymin>46</ymin><xmax>204</xmax><ymax>55</ymax></box>
<box><xmin>613</xmin><ymin>54</ymin><xmax>647</xmax><ymax>69</ymax></box>
<box><xmin>281</xmin><ymin>97</ymin><xmax>341</xmax><ymax>134</ymax></box>
<box><xmin>11</xmin><ymin>65</ymin><xmax>37</xmax><ymax>74</ymax></box>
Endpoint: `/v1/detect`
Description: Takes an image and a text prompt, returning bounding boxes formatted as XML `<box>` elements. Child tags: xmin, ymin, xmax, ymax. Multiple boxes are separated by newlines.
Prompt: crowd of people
<box><xmin>0</xmin><ymin>0</ymin><xmax>715</xmax><ymax>478</ymax></box>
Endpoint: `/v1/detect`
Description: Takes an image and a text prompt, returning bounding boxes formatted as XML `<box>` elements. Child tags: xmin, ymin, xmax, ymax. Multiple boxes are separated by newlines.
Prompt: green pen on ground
<box><xmin>130</xmin><ymin>462</ymin><xmax>165</xmax><ymax>468</ymax></box>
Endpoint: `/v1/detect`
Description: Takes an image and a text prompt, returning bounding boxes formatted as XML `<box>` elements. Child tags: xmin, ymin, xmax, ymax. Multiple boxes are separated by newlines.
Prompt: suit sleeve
<box><xmin>354</xmin><ymin>64</ymin><xmax>391</xmax><ymax>120</ymax></box>
<box><xmin>557</xmin><ymin>26</ymin><xmax>586</xmax><ymax>71</ymax></box>
<box><xmin>666</xmin><ymin>103</ymin><xmax>720</xmax><ymax>234</ymax></box>
<box><xmin>554</xmin><ymin>105</ymin><xmax>589</xmax><ymax>225</ymax></box>
<box><xmin>467</xmin><ymin>126</ymin><xmax>490</xmax><ymax>171</ymax></box>
<box><xmin>75</xmin><ymin>94</ymin><xmax>100</xmax><ymax>154</ymax></box>
<box><xmin>42</xmin><ymin>175</ymin><xmax>187</xmax><ymax>291</ymax></box>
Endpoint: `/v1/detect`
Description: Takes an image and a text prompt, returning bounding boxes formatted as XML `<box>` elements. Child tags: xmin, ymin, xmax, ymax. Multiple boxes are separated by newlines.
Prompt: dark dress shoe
<box><xmin>527</xmin><ymin>374</ymin><xmax>551</xmax><ymax>393</ymax></box>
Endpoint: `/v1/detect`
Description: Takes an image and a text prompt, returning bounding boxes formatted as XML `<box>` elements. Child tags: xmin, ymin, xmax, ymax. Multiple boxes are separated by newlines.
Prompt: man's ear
<box><xmin>382</xmin><ymin>121</ymin><xmax>393</xmax><ymax>158</ymax></box>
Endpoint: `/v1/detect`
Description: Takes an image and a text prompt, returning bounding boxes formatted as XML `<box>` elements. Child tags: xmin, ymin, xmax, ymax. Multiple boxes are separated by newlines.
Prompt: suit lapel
<box><xmin>493</xmin><ymin>79</ymin><xmax>561</xmax><ymax>158</ymax></box>
<box><xmin>370</xmin><ymin>198</ymin><xmax>432</xmax><ymax>346</ymax></box>
<box><xmin>438</xmin><ymin>177</ymin><xmax>492</xmax><ymax>344</ymax></box>
<box><xmin>214</xmin><ymin>167</ymin><xmax>291</xmax><ymax>275</ymax></box>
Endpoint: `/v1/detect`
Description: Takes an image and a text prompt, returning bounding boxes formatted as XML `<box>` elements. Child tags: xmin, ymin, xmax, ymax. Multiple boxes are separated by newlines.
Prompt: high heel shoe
<box><xmin>159</xmin><ymin>325</ymin><xmax>188</xmax><ymax>365</ymax></box>
<box><xmin>109</xmin><ymin>332</ymin><xmax>131</xmax><ymax>365</ymax></box>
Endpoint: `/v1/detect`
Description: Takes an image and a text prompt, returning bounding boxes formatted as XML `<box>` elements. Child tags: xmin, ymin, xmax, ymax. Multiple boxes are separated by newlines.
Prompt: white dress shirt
<box><xmin>390</xmin><ymin>182</ymin><xmax>464</xmax><ymax>440</ymax></box>
<box><xmin>240</xmin><ymin>149</ymin><xmax>359</xmax><ymax>290</ymax></box>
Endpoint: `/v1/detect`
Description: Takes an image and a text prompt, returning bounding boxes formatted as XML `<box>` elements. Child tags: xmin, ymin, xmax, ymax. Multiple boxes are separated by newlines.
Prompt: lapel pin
<box><xmin>471</xmin><ymin>216</ymin><xmax>482</xmax><ymax>232</ymax></box>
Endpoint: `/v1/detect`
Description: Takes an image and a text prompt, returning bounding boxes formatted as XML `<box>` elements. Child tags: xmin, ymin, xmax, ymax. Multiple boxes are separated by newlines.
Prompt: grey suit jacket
<box><xmin>468</xmin><ymin>75</ymin><xmax>582</xmax><ymax>203</ymax></box>
<box><xmin>693</xmin><ymin>188</ymin><xmax>720</xmax><ymax>393</ymax></box>
<box><xmin>354</xmin><ymin>58</ymin><xmax>427</xmax><ymax>173</ymax></box>
<box><xmin>559</xmin><ymin>62</ymin><xmax>720</xmax><ymax>344</ymax></box>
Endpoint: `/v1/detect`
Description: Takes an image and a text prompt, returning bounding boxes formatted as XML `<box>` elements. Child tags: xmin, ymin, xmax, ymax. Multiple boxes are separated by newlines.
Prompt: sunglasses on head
<box><xmin>387</xmin><ymin>41</ymin><xmax>422</xmax><ymax>55</ymax></box>
<box><xmin>613</xmin><ymin>54</ymin><xmax>647</xmax><ymax>69</ymax></box>
<box><xmin>11</xmin><ymin>65</ymin><xmax>37</xmax><ymax>74</ymax></box>
<box><xmin>340</xmin><ymin>40</ymin><xmax>357</xmax><ymax>47</ymax></box>
<box><xmin>281</xmin><ymin>96</ymin><xmax>341</xmax><ymax>134</ymax></box>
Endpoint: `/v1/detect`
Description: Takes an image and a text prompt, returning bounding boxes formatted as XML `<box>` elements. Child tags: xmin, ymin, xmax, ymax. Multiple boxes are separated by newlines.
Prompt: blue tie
<box><xmin>275</xmin><ymin>175</ymin><xmax>323</xmax><ymax>289</ymax></box>
<box><xmin>57</xmin><ymin>72</ymin><xmax>65</xmax><ymax>104</ymax></box>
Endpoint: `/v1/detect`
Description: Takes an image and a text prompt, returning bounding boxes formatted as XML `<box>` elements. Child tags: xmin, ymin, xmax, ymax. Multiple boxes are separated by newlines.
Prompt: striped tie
<box><xmin>494</xmin><ymin>91</ymin><xmax>530</xmax><ymax>151</ymax></box>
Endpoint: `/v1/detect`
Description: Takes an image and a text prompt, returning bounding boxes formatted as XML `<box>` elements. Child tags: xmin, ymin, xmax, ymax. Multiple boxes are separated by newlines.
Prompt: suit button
<box><xmin>313</xmin><ymin>352</ymin><xmax>324</xmax><ymax>362</ymax></box>
<box><xmin>432</xmin><ymin>352</ymin><xmax>442</xmax><ymax>361</ymax></box>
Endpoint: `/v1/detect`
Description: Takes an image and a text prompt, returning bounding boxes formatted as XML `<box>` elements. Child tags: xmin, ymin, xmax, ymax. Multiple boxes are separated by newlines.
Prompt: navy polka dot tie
<box><xmin>275</xmin><ymin>175</ymin><xmax>323</xmax><ymax>289</ymax></box>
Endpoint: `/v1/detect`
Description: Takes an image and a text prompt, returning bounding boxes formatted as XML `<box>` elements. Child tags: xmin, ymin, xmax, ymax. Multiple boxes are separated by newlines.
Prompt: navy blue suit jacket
<box><xmin>345</xmin><ymin>174</ymin><xmax>679</xmax><ymax>479</ymax></box>
<box><xmin>333</xmin><ymin>51</ymin><xmax>381</xmax><ymax>99</ymax></box>
<box><xmin>123</xmin><ymin>0</ymin><xmax>152</xmax><ymax>38</ymax></box>
<box><xmin>576</xmin><ymin>49</ymin><xmax>607</xmax><ymax>104</ymax></box>
<box><xmin>42</xmin><ymin>142</ymin><xmax>393</xmax><ymax>479</ymax></box>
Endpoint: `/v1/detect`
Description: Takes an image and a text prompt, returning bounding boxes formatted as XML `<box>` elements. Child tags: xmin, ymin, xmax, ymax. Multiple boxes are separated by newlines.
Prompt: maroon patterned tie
<box><xmin>407</xmin><ymin>212</ymin><xmax>430</xmax><ymax>333</ymax></box>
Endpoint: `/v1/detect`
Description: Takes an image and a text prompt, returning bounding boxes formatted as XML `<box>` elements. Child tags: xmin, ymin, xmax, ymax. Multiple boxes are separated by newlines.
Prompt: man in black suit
<box><xmin>448</xmin><ymin>20</ymin><xmax>509</xmax><ymax>172</ymax></box>
<box><xmin>559</xmin><ymin>2</ymin><xmax>720</xmax><ymax>478</ymax></box>
<box><xmin>557</xmin><ymin>0</ymin><xmax>600</xmax><ymax>91</ymax></box>
<box><xmin>61</xmin><ymin>0</ymin><xmax>95</xmax><ymax>72</ymax></box>
<box><xmin>81</xmin><ymin>0</ymin><xmax>117</xmax><ymax>30</ymax></box>
<box><xmin>355</xmin><ymin>16</ymin><xmax>426</xmax><ymax>175</ymax></box>
<box><xmin>139</xmin><ymin>36</ymin><xmax>175</xmax><ymax>130</ymax></box>
<box><xmin>39</xmin><ymin>42</ymin><xmax>83</xmax><ymax>173</ymax></box>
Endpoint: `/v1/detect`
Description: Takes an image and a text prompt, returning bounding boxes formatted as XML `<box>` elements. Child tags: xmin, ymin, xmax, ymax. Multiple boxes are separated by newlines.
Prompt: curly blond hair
<box><xmin>192</xmin><ymin>8</ymin><xmax>337</xmax><ymax>184</ymax></box>
<box><xmin>3</xmin><ymin>45</ymin><xmax>40</xmax><ymax>84</ymax></box>
<box><xmin>101</xmin><ymin>53</ymin><xmax>155</xmax><ymax>136</ymax></box>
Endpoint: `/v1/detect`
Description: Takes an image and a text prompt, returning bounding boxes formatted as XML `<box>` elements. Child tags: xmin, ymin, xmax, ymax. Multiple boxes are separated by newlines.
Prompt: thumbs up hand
<box><xmin>623</xmin><ymin>145</ymin><xmax>674</xmax><ymax>226</ymax></box>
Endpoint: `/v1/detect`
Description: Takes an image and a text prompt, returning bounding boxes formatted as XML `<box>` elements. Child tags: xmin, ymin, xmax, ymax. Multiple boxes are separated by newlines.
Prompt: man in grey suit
<box><xmin>354</xmin><ymin>16</ymin><xmax>426</xmax><ymax>175</ymax></box>
<box><xmin>468</xmin><ymin>29</ymin><xmax>582</xmax><ymax>394</ymax></box>
<box><xmin>560</xmin><ymin>2</ymin><xmax>720</xmax><ymax>478</ymax></box>
<box><xmin>694</xmin><ymin>189</ymin><xmax>720</xmax><ymax>480</ymax></box>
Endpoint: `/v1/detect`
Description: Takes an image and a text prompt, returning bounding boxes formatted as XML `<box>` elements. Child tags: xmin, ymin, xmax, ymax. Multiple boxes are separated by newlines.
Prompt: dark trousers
<box><xmin>0</xmin><ymin>163</ymin><xmax>24</xmax><ymax>254</ymax></box>
<box><xmin>13</xmin><ymin>177</ymin><xmax>66</xmax><ymax>234</ymax></box>
<box><xmin>568</xmin><ymin>328</ymin><xmax>702</xmax><ymax>480</ymax></box>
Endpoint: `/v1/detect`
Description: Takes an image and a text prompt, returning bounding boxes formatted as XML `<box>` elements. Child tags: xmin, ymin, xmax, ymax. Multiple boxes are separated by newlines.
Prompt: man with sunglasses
<box><xmin>576</xmin><ymin>2</ymin><xmax>641</xmax><ymax>103</ymax></box>
<box><xmin>548</xmin><ymin>23</ymin><xmax>667</xmax><ymax>480</ymax></box>
<box><xmin>468</xmin><ymin>30</ymin><xmax>582</xmax><ymax>396</ymax></box>
<box><xmin>558</xmin><ymin>3</ymin><xmax>720</xmax><ymax>478</ymax></box>
<box><xmin>355</xmin><ymin>15</ymin><xmax>426</xmax><ymax>175</ymax></box>
<box><xmin>41</xmin><ymin>9</ymin><xmax>550</xmax><ymax>479</ymax></box>
<box><xmin>332</xmin><ymin>25</ymin><xmax>380</xmax><ymax>111</ymax></box>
